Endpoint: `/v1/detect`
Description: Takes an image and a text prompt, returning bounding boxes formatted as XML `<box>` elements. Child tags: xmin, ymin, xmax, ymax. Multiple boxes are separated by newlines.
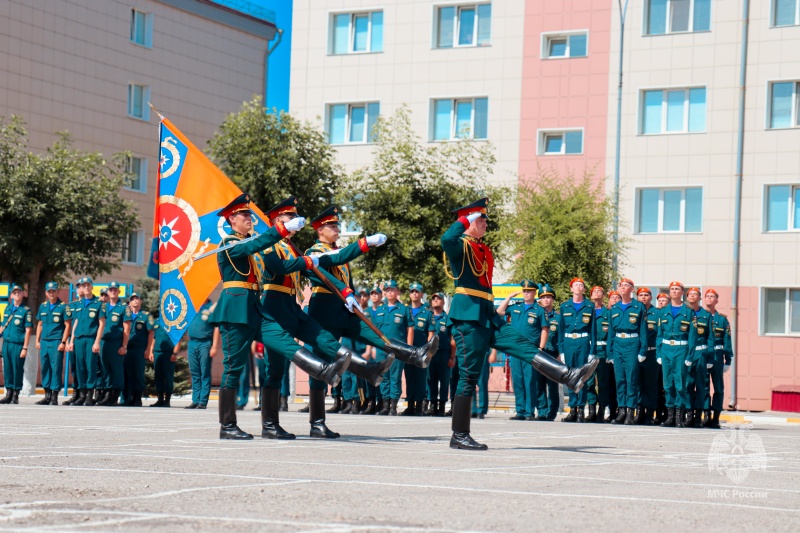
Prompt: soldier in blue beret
<box><xmin>34</xmin><ymin>282</ymin><xmax>72</xmax><ymax>405</ymax></box>
<box><xmin>0</xmin><ymin>284</ymin><xmax>33</xmax><ymax>404</ymax></box>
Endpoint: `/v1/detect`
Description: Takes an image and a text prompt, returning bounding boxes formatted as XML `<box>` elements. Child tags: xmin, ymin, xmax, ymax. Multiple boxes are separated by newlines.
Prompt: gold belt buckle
<box><xmin>669</xmin><ymin>340</ymin><xmax>675</xmax><ymax>346</ymax></box>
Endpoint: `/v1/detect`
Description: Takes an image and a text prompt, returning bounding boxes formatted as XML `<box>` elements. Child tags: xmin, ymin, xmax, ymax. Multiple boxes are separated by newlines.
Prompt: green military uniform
<box><xmin>685</xmin><ymin>304</ymin><xmax>714</xmax><ymax>426</ymax></box>
<box><xmin>506</xmin><ymin>281</ymin><xmax>547</xmax><ymax>420</ymax></box>
<box><xmin>536</xmin><ymin>294</ymin><xmax>561</xmax><ymax>420</ymax></box>
<box><xmin>607</xmin><ymin>298</ymin><xmax>648</xmax><ymax>423</ymax></box>
<box><xmin>0</xmin><ymin>292</ymin><xmax>33</xmax><ymax>398</ymax></box>
<box><xmin>123</xmin><ymin>297</ymin><xmax>149</xmax><ymax>406</ymax></box>
<box><xmin>186</xmin><ymin>301</ymin><xmax>214</xmax><ymax>408</ymax></box>
<box><xmin>100</xmin><ymin>285</ymin><xmax>132</xmax><ymax>404</ymax></box>
<box><xmin>406</xmin><ymin>282</ymin><xmax>433</xmax><ymax>414</ymax></box>
<box><xmin>706</xmin><ymin>308</ymin><xmax>732</xmax><ymax>428</ymax></box>
<box><xmin>655</xmin><ymin>299</ymin><xmax>697</xmax><ymax>427</ymax></box>
<box><xmin>374</xmin><ymin>293</ymin><xmax>413</xmax><ymax>405</ymax></box>
<box><xmin>149</xmin><ymin>314</ymin><xmax>176</xmax><ymax>400</ymax></box>
<box><xmin>639</xmin><ymin>301</ymin><xmax>660</xmax><ymax>421</ymax></box>
<box><xmin>62</xmin><ymin>282</ymin><xmax>84</xmax><ymax>405</ymax></box>
<box><xmin>428</xmin><ymin>302</ymin><xmax>453</xmax><ymax>416</ymax></box>
<box><xmin>593</xmin><ymin>304</ymin><xmax>616</xmax><ymax>422</ymax></box>
<box><xmin>36</xmin><ymin>282</ymin><xmax>71</xmax><ymax>397</ymax></box>
<box><xmin>71</xmin><ymin>283</ymin><xmax>106</xmax><ymax>395</ymax></box>
<box><xmin>557</xmin><ymin>297</ymin><xmax>596</xmax><ymax>417</ymax></box>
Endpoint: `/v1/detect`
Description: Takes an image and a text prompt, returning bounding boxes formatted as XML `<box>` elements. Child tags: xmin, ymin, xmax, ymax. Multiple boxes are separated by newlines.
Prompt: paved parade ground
<box><xmin>1</xmin><ymin>397</ymin><xmax>799</xmax><ymax>532</ymax></box>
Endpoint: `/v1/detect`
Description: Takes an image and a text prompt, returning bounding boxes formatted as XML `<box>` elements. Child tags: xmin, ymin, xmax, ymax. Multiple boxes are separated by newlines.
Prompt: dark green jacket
<box><xmin>557</xmin><ymin>299</ymin><xmax>596</xmax><ymax>356</ymax></box>
<box><xmin>305</xmin><ymin>238</ymin><xmax>369</xmax><ymax>329</ymax></box>
<box><xmin>710</xmin><ymin>311</ymin><xmax>733</xmax><ymax>365</ymax></box>
<box><xmin>655</xmin><ymin>304</ymin><xmax>697</xmax><ymax>363</ymax></box>
<box><xmin>1</xmin><ymin>305</ymin><xmax>33</xmax><ymax>343</ymax></box>
<box><xmin>594</xmin><ymin>307</ymin><xmax>609</xmax><ymax>358</ymax></box>
<box><xmin>73</xmin><ymin>297</ymin><xmax>106</xmax><ymax>338</ymax></box>
<box><xmin>607</xmin><ymin>300</ymin><xmax>648</xmax><ymax>358</ymax></box>
<box><xmin>37</xmin><ymin>299</ymin><xmax>70</xmax><ymax>342</ymax></box>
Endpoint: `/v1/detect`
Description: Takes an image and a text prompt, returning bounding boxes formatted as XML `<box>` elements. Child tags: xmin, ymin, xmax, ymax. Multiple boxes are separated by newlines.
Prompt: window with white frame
<box><xmin>127</xmin><ymin>83</ymin><xmax>150</xmax><ymax>120</ymax></box>
<box><xmin>645</xmin><ymin>0</ymin><xmax>711</xmax><ymax>35</ymax></box>
<box><xmin>538</xmin><ymin>129</ymin><xmax>583</xmax><ymax>155</ymax></box>
<box><xmin>435</xmin><ymin>3</ymin><xmax>491</xmax><ymax>48</ymax></box>
<box><xmin>542</xmin><ymin>32</ymin><xmax>588</xmax><ymax>59</ymax></box>
<box><xmin>432</xmin><ymin>98</ymin><xmax>488</xmax><ymax>141</ymax></box>
<box><xmin>765</xmin><ymin>185</ymin><xmax>800</xmax><ymax>231</ymax></box>
<box><xmin>130</xmin><ymin>9</ymin><xmax>153</xmax><ymax>47</ymax></box>
<box><xmin>768</xmin><ymin>81</ymin><xmax>800</xmax><ymax>129</ymax></box>
<box><xmin>327</xmin><ymin>103</ymin><xmax>380</xmax><ymax>145</ymax></box>
<box><xmin>773</xmin><ymin>0</ymin><xmax>800</xmax><ymax>27</ymax></box>
<box><xmin>125</xmin><ymin>156</ymin><xmax>147</xmax><ymax>193</ymax></box>
<box><xmin>762</xmin><ymin>288</ymin><xmax>800</xmax><ymax>335</ymax></box>
<box><xmin>641</xmin><ymin>87</ymin><xmax>706</xmax><ymax>134</ymax></box>
<box><xmin>636</xmin><ymin>187</ymin><xmax>703</xmax><ymax>233</ymax></box>
<box><xmin>330</xmin><ymin>11</ymin><xmax>383</xmax><ymax>54</ymax></box>
<box><xmin>122</xmin><ymin>230</ymin><xmax>144</xmax><ymax>265</ymax></box>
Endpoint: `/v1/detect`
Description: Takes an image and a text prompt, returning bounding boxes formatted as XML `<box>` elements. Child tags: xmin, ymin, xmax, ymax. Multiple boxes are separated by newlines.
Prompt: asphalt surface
<box><xmin>1</xmin><ymin>396</ymin><xmax>798</xmax><ymax>532</ymax></box>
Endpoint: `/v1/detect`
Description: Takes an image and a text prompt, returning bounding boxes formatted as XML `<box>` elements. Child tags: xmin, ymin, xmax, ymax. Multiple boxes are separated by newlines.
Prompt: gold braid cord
<box><xmin>443</xmin><ymin>238</ymin><xmax>488</xmax><ymax>281</ymax></box>
<box><xmin>223</xmin><ymin>237</ymin><xmax>252</xmax><ymax>277</ymax></box>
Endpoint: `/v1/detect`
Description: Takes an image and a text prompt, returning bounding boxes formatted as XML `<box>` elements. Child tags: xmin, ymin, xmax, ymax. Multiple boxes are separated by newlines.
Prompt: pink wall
<box><xmin>519</xmin><ymin>1</ymin><xmax>612</xmax><ymax>185</ymax></box>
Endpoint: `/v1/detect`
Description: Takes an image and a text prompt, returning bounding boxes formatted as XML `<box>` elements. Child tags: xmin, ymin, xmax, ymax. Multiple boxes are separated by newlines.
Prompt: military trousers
<box><xmin>562</xmin><ymin>338</ymin><xmax>590</xmax><ymax>407</ymax></box>
<box><xmin>187</xmin><ymin>340</ymin><xmax>212</xmax><ymax>405</ymax></box>
<box><xmin>39</xmin><ymin>340</ymin><xmax>63</xmax><ymax>391</ymax></box>
<box><xmin>404</xmin><ymin>363</ymin><xmax>427</xmax><ymax>402</ymax></box>
<box><xmin>1</xmin><ymin>340</ymin><xmax>25</xmax><ymax>390</ymax></box>
<box><xmin>684</xmin><ymin>361</ymin><xmax>708</xmax><ymax>410</ymax></box>
<box><xmin>705</xmin><ymin>353</ymin><xmax>726</xmax><ymax>411</ymax></box>
<box><xmin>341</xmin><ymin>371</ymin><xmax>358</xmax><ymax>401</ymax></box>
<box><xmin>377</xmin><ymin>350</ymin><xmax>404</xmax><ymax>400</ymax></box>
<box><xmin>471</xmin><ymin>356</ymin><xmax>490</xmax><ymax>415</ymax></box>
<box><xmin>639</xmin><ymin>348</ymin><xmax>660</xmax><ymax>409</ymax></box>
<box><xmin>123</xmin><ymin>344</ymin><xmax>147</xmax><ymax>394</ymax></box>
<box><xmin>509</xmin><ymin>356</ymin><xmax>535</xmax><ymax>417</ymax></box>
<box><xmin>427</xmin><ymin>350</ymin><xmax>451</xmax><ymax>403</ymax></box>
<box><xmin>536</xmin><ymin>349</ymin><xmax>561</xmax><ymax>419</ymax></box>
<box><xmin>611</xmin><ymin>337</ymin><xmax>641</xmax><ymax>409</ymax></box>
<box><xmin>73</xmin><ymin>337</ymin><xmax>99</xmax><ymax>389</ymax></box>
<box><xmin>153</xmin><ymin>350</ymin><xmax>175</xmax><ymax>395</ymax></box>
<box><xmin>595</xmin><ymin>358</ymin><xmax>617</xmax><ymax>408</ymax></box>
<box><xmin>101</xmin><ymin>338</ymin><xmax>125</xmax><ymax>390</ymax></box>
<box><xmin>660</xmin><ymin>346</ymin><xmax>689</xmax><ymax>408</ymax></box>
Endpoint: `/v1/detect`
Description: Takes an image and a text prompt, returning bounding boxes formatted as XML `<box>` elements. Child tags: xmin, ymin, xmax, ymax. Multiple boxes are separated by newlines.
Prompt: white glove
<box><xmin>344</xmin><ymin>294</ymin><xmax>362</xmax><ymax>314</ymax></box>
<box><xmin>607</xmin><ymin>359</ymin><xmax>614</xmax><ymax>364</ymax></box>
<box><xmin>308</xmin><ymin>255</ymin><xmax>319</xmax><ymax>268</ymax></box>
<box><xmin>366</xmin><ymin>233</ymin><xmax>387</xmax><ymax>247</ymax></box>
<box><xmin>685</xmin><ymin>359</ymin><xmax>692</xmax><ymax>367</ymax></box>
<box><xmin>638</xmin><ymin>355</ymin><xmax>646</xmax><ymax>363</ymax></box>
<box><xmin>587</xmin><ymin>354</ymin><xmax>596</xmax><ymax>364</ymax></box>
<box><xmin>284</xmin><ymin>217</ymin><xmax>306</xmax><ymax>232</ymax></box>
<box><xmin>559</xmin><ymin>353</ymin><xmax>565</xmax><ymax>363</ymax></box>
<box><xmin>466</xmin><ymin>213</ymin><xmax>482</xmax><ymax>224</ymax></box>
<box><xmin>706</xmin><ymin>363</ymin><xmax>714</xmax><ymax>369</ymax></box>
<box><xmin>656</xmin><ymin>358</ymin><xmax>662</xmax><ymax>365</ymax></box>
<box><xmin>723</xmin><ymin>364</ymin><xmax>731</xmax><ymax>374</ymax></box>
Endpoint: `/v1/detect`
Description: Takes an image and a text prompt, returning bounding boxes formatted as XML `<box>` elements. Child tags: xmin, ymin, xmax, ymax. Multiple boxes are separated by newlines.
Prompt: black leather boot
<box><xmin>279</xmin><ymin>396</ymin><xmax>289</xmax><ymax>412</ymax></box>
<box><xmin>36</xmin><ymin>390</ymin><xmax>52</xmax><ymax>405</ymax></box>
<box><xmin>562</xmin><ymin>407</ymin><xmax>578</xmax><ymax>423</ymax></box>
<box><xmin>326</xmin><ymin>395</ymin><xmax>342</xmax><ymax>414</ymax></box>
<box><xmin>97</xmin><ymin>389</ymin><xmax>111</xmax><ymax>406</ymax></box>
<box><xmin>0</xmin><ymin>389</ymin><xmax>12</xmax><ymax>404</ymax></box>
<box><xmin>261</xmin><ymin>388</ymin><xmax>295</xmax><ymax>440</ymax></box>
<box><xmin>711</xmin><ymin>410</ymin><xmax>722</xmax><ymax>429</ymax></box>
<box><xmin>50</xmin><ymin>390</ymin><xmax>59</xmax><ymax>405</ymax></box>
<box><xmin>377</xmin><ymin>399</ymin><xmax>390</xmax><ymax>416</ymax></box>
<box><xmin>611</xmin><ymin>407</ymin><xmax>627</xmax><ymax>424</ymax></box>
<box><xmin>63</xmin><ymin>388</ymin><xmax>80</xmax><ymax>405</ymax></box>
<box><xmin>84</xmin><ymin>389</ymin><xmax>96</xmax><ymax>406</ymax></box>
<box><xmin>531</xmin><ymin>352</ymin><xmax>599</xmax><ymax>393</ymax></box>
<box><xmin>595</xmin><ymin>404</ymin><xmax>605</xmax><ymax>423</ymax></box>
<box><xmin>684</xmin><ymin>408</ymin><xmax>695</xmax><ymax>427</ymax></box>
<box><xmin>11</xmin><ymin>390</ymin><xmax>20</xmax><ymax>404</ymax></box>
<box><xmin>702</xmin><ymin>410</ymin><xmax>713</xmax><ymax>428</ymax></box>
<box><xmin>641</xmin><ymin>408</ymin><xmax>653</xmax><ymax>425</ymax></box>
<box><xmin>424</xmin><ymin>400</ymin><xmax>437</xmax><ymax>416</ymax></box>
<box><xmin>150</xmin><ymin>393</ymin><xmax>165</xmax><ymax>407</ymax></box>
<box><xmin>361</xmin><ymin>399</ymin><xmax>377</xmax><ymax>415</ymax></box>
<box><xmin>219</xmin><ymin>388</ymin><xmax>253</xmax><ymax>440</ymax></box>
<box><xmin>309</xmin><ymin>389</ymin><xmax>340</xmax><ymax>439</ymax></box>
<box><xmin>624</xmin><ymin>408</ymin><xmax>635</xmax><ymax>425</ymax></box>
<box><xmin>436</xmin><ymin>401</ymin><xmax>446</xmax><ymax>417</ymax></box>
<box><xmin>401</xmin><ymin>400</ymin><xmax>415</xmax><ymax>416</ymax></box>
<box><xmin>339</xmin><ymin>347</ymin><xmax>393</xmax><ymax>386</ymax></box>
<box><xmin>340</xmin><ymin>399</ymin><xmax>352</xmax><ymax>414</ymax></box>
<box><xmin>383</xmin><ymin>336</ymin><xmax>439</xmax><ymax>369</ymax></box>
<box><xmin>576</xmin><ymin>405</ymin><xmax>585</xmax><ymax>423</ymax></box>
<box><xmin>415</xmin><ymin>400</ymin><xmax>425</xmax><ymax>416</ymax></box>
<box><xmin>131</xmin><ymin>391</ymin><xmax>143</xmax><ymax>407</ymax></box>
<box><xmin>421</xmin><ymin>400</ymin><xmax>430</xmax><ymax>415</ymax></box>
<box><xmin>585</xmin><ymin>404</ymin><xmax>596</xmax><ymax>422</ymax></box>
<box><xmin>676</xmin><ymin>408</ymin><xmax>685</xmax><ymax>428</ymax></box>
<box><xmin>292</xmin><ymin>347</ymin><xmax>350</xmax><ymax>388</ymax></box>
<box><xmin>163</xmin><ymin>394</ymin><xmax>171</xmax><ymax>408</ymax></box>
<box><xmin>72</xmin><ymin>389</ymin><xmax>87</xmax><ymax>406</ymax></box>
<box><xmin>298</xmin><ymin>403</ymin><xmax>309</xmax><ymax>413</ymax></box>
<box><xmin>450</xmin><ymin>395</ymin><xmax>488</xmax><ymax>451</ymax></box>
<box><xmin>389</xmin><ymin>398</ymin><xmax>398</xmax><ymax>416</ymax></box>
<box><xmin>633</xmin><ymin>406</ymin><xmax>645</xmax><ymax>425</ymax></box>
<box><xmin>660</xmin><ymin>407</ymin><xmax>676</xmax><ymax>427</ymax></box>
<box><xmin>93</xmin><ymin>389</ymin><xmax>103</xmax><ymax>403</ymax></box>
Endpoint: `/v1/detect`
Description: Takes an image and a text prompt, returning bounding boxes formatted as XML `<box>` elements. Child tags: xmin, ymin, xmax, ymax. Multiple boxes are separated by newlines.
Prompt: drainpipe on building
<box><xmin>264</xmin><ymin>28</ymin><xmax>284</xmax><ymax>107</ymax></box>
<box><xmin>730</xmin><ymin>0</ymin><xmax>751</xmax><ymax>409</ymax></box>
<box><xmin>611</xmin><ymin>0</ymin><xmax>630</xmax><ymax>282</ymax></box>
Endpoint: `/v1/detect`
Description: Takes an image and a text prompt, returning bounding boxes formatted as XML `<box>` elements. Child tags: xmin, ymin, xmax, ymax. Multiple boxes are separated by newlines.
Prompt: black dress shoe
<box><xmin>450</xmin><ymin>432</ymin><xmax>488</xmax><ymax>451</ymax></box>
<box><xmin>219</xmin><ymin>423</ymin><xmax>253</xmax><ymax>440</ymax></box>
<box><xmin>310</xmin><ymin>422</ymin><xmax>340</xmax><ymax>439</ymax></box>
<box><xmin>197</xmin><ymin>404</ymin><xmax>207</xmax><ymax>409</ymax></box>
<box><xmin>536</xmin><ymin>416</ymin><xmax>551</xmax><ymax>421</ymax></box>
<box><xmin>184</xmin><ymin>403</ymin><xmax>198</xmax><ymax>409</ymax></box>
<box><xmin>525</xmin><ymin>416</ymin><xmax>536</xmax><ymax>421</ymax></box>
<box><xmin>509</xmin><ymin>414</ymin><xmax>526</xmax><ymax>420</ymax></box>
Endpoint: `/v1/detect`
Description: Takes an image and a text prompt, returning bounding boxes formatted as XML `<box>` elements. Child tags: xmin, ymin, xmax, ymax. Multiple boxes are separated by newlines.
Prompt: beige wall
<box><xmin>290</xmin><ymin>0</ymin><xmax>525</xmax><ymax>187</ymax></box>
<box><xmin>0</xmin><ymin>0</ymin><xmax>270</xmax><ymax>286</ymax></box>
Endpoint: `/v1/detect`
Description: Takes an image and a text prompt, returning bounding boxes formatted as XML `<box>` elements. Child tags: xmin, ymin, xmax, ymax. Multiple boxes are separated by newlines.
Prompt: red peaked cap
<box><xmin>217</xmin><ymin>192</ymin><xmax>252</xmax><ymax>218</ymax></box>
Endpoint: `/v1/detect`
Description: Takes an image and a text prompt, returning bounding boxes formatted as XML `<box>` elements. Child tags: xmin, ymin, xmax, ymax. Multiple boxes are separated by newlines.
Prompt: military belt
<box><xmin>615</xmin><ymin>333</ymin><xmax>639</xmax><ymax>338</ymax></box>
<box><xmin>662</xmin><ymin>339</ymin><xmax>688</xmax><ymax>346</ymax></box>
<box><xmin>647</xmin><ymin>346</ymin><xmax>657</xmax><ymax>351</ymax></box>
<box><xmin>222</xmin><ymin>281</ymin><xmax>259</xmax><ymax>291</ymax></box>
<box><xmin>455</xmin><ymin>287</ymin><xmax>494</xmax><ymax>301</ymax></box>
<box><xmin>312</xmin><ymin>287</ymin><xmax>332</xmax><ymax>295</ymax></box>
<box><xmin>595</xmin><ymin>341</ymin><xmax>607</xmax><ymax>346</ymax></box>
<box><xmin>695</xmin><ymin>345</ymin><xmax>708</xmax><ymax>350</ymax></box>
<box><xmin>714</xmin><ymin>344</ymin><xmax>724</xmax><ymax>350</ymax></box>
<box><xmin>263</xmin><ymin>284</ymin><xmax>296</xmax><ymax>295</ymax></box>
<box><xmin>565</xmin><ymin>333</ymin><xmax>588</xmax><ymax>339</ymax></box>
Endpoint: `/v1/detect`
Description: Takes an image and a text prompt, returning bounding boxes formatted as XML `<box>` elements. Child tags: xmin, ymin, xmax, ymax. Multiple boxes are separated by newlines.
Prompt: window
<box><xmin>765</xmin><ymin>185</ymin><xmax>800</xmax><ymax>231</ymax></box>
<box><xmin>636</xmin><ymin>187</ymin><xmax>703</xmax><ymax>233</ymax></box>
<box><xmin>435</xmin><ymin>4</ymin><xmax>491</xmax><ymax>48</ymax></box>
<box><xmin>130</xmin><ymin>9</ymin><xmax>153</xmax><ymax>47</ymax></box>
<box><xmin>432</xmin><ymin>98</ymin><xmax>488</xmax><ymax>140</ymax></box>
<box><xmin>773</xmin><ymin>0</ymin><xmax>800</xmax><ymax>27</ymax></box>
<box><xmin>327</xmin><ymin>103</ymin><xmax>380</xmax><ymax>144</ymax></box>
<box><xmin>123</xmin><ymin>231</ymin><xmax>144</xmax><ymax>265</ymax></box>
<box><xmin>537</xmin><ymin>129</ymin><xmax>584</xmax><ymax>155</ymax></box>
<box><xmin>330</xmin><ymin>11</ymin><xmax>383</xmax><ymax>54</ymax></box>
<box><xmin>645</xmin><ymin>0</ymin><xmax>711</xmax><ymax>35</ymax></box>
<box><xmin>125</xmin><ymin>156</ymin><xmax>147</xmax><ymax>193</ymax></box>
<box><xmin>127</xmin><ymin>83</ymin><xmax>150</xmax><ymax>120</ymax></box>
<box><xmin>542</xmin><ymin>32</ymin><xmax>588</xmax><ymax>59</ymax></box>
<box><xmin>763</xmin><ymin>288</ymin><xmax>800</xmax><ymax>335</ymax></box>
<box><xmin>641</xmin><ymin>88</ymin><xmax>706</xmax><ymax>134</ymax></box>
<box><xmin>768</xmin><ymin>81</ymin><xmax>800</xmax><ymax>129</ymax></box>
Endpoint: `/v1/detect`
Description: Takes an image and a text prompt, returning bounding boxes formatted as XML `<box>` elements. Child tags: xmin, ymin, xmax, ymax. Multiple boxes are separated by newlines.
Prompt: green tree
<box><xmin>340</xmin><ymin>106</ymin><xmax>510</xmax><ymax>294</ymax></box>
<box><xmin>506</xmin><ymin>169</ymin><xmax>624</xmax><ymax>301</ymax></box>
<box><xmin>0</xmin><ymin>116</ymin><xmax>140</xmax><ymax>307</ymax></box>
<box><xmin>206</xmin><ymin>97</ymin><xmax>345</xmax><ymax>251</ymax></box>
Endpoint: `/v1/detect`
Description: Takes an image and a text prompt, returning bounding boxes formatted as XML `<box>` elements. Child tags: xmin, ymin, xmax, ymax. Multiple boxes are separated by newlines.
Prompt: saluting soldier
<box><xmin>590</xmin><ymin>286</ymin><xmax>612</xmax><ymax>423</ymax></box>
<box><xmin>684</xmin><ymin>287</ymin><xmax>714</xmax><ymax>428</ymax></box>
<box><xmin>185</xmin><ymin>299</ymin><xmax>215</xmax><ymax>410</ymax></box>
<box><xmin>636</xmin><ymin>287</ymin><xmax>660</xmax><ymax>425</ymax></box>
<box><xmin>405</xmin><ymin>282</ymin><xmax>433</xmax><ymax>416</ymax></box>
<box><xmin>425</xmin><ymin>292</ymin><xmax>455</xmax><ymax>417</ymax></box>
<box><xmin>497</xmin><ymin>280</ymin><xmax>548</xmax><ymax>421</ymax></box>
<box><xmin>0</xmin><ymin>284</ymin><xmax>33</xmax><ymax>404</ymax></box>
<box><xmin>375</xmin><ymin>280</ymin><xmax>413</xmax><ymax>416</ymax></box>
<box><xmin>703</xmin><ymin>288</ymin><xmax>731</xmax><ymax>429</ymax></box>
<box><xmin>655</xmin><ymin>282</ymin><xmax>697</xmax><ymax>428</ymax></box>
<box><xmin>98</xmin><ymin>282</ymin><xmax>131</xmax><ymax>406</ymax></box>
<box><xmin>34</xmin><ymin>282</ymin><xmax>71</xmax><ymax>405</ymax></box>
<box><xmin>442</xmin><ymin>199</ymin><xmax>598</xmax><ymax>449</ymax></box>
<box><xmin>557</xmin><ymin>278</ymin><xmax>597</xmax><ymax>423</ymax></box>
<box><xmin>535</xmin><ymin>285</ymin><xmax>561</xmax><ymax>421</ymax></box>
<box><xmin>66</xmin><ymin>278</ymin><xmax>106</xmax><ymax>406</ymax></box>
<box><xmin>607</xmin><ymin>278</ymin><xmax>648</xmax><ymax>425</ymax></box>
<box><xmin>123</xmin><ymin>292</ymin><xmax>149</xmax><ymax>407</ymax></box>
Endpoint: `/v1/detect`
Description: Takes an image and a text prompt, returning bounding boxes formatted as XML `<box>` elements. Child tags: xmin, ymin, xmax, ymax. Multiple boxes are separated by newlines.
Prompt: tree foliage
<box><xmin>505</xmin><ymin>169</ymin><xmax>624</xmax><ymax>301</ymax></box>
<box><xmin>340</xmin><ymin>106</ymin><xmax>510</xmax><ymax>293</ymax></box>
<box><xmin>206</xmin><ymin>97</ymin><xmax>345</xmax><ymax>251</ymax></box>
<box><xmin>0</xmin><ymin>116</ymin><xmax>139</xmax><ymax>307</ymax></box>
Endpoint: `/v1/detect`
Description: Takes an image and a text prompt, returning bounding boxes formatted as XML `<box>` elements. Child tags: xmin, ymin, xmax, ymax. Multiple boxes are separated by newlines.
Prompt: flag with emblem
<box><xmin>147</xmin><ymin>111</ymin><xmax>270</xmax><ymax>344</ymax></box>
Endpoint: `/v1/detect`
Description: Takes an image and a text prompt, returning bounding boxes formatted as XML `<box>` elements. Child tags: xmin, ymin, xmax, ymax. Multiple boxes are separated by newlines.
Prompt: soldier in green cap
<box><xmin>123</xmin><ymin>292</ymin><xmax>149</xmax><ymax>406</ymax></box>
<box><xmin>62</xmin><ymin>278</ymin><xmax>86</xmax><ymax>405</ymax></box>
<box><xmin>425</xmin><ymin>292</ymin><xmax>455</xmax><ymax>416</ymax></box>
<box><xmin>66</xmin><ymin>277</ymin><xmax>106</xmax><ymax>406</ymax></box>
<box><xmin>535</xmin><ymin>284</ymin><xmax>561</xmax><ymax>420</ymax></box>
<box><xmin>404</xmin><ymin>282</ymin><xmax>433</xmax><ymax>416</ymax></box>
<box><xmin>0</xmin><ymin>284</ymin><xmax>33</xmax><ymax>404</ymax></box>
<box><xmin>375</xmin><ymin>280</ymin><xmax>413</xmax><ymax>415</ymax></box>
<box><xmin>34</xmin><ymin>282</ymin><xmax>72</xmax><ymax>405</ymax></box>
<box><xmin>97</xmin><ymin>282</ymin><xmax>131</xmax><ymax>406</ymax></box>
<box><xmin>209</xmin><ymin>193</ymin><xmax>349</xmax><ymax>440</ymax></box>
<box><xmin>442</xmin><ymin>199</ymin><xmax>598</xmax><ymax>449</ymax></box>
